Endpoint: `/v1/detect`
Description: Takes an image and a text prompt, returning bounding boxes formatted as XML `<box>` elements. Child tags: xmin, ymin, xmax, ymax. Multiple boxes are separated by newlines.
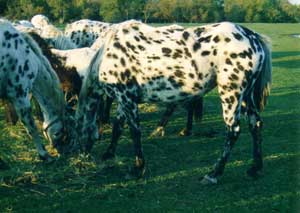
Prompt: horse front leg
<box><xmin>14</xmin><ymin>104</ymin><xmax>53</xmax><ymax>162</ymax></box>
<box><xmin>102</xmin><ymin>111</ymin><xmax>125</xmax><ymax>161</ymax></box>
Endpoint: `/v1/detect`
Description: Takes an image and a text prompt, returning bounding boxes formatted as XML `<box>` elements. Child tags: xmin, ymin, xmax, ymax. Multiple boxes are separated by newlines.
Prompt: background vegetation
<box><xmin>1</xmin><ymin>0</ymin><xmax>300</xmax><ymax>24</ymax></box>
<box><xmin>0</xmin><ymin>23</ymin><xmax>300</xmax><ymax>212</ymax></box>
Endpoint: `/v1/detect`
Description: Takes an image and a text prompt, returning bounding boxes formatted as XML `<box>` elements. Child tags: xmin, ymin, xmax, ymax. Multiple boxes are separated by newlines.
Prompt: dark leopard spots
<box><xmin>213</xmin><ymin>36</ymin><xmax>220</xmax><ymax>43</ymax></box>
<box><xmin>193</xmin><ymin>42</ymin><xmax>201</xmax><ymax>52</ymax></box>
<box><xmin>226</xmin><ymin>58</ymin><xmax>233</xmax><ymax>65</ymax></box>
<box><xmin>232</xmin><ymin>32</ymin><xmax>243</xmax><ymax>41</ymax></box>
<box><xmin>201</xmin><ymin>51</ymin><xmax>210</xmax><ymax>56</ymax></box>
<box><xmin>183</xmin><ymin>31</ymin><xmax>190</xmax><ymax>41</ymax></box>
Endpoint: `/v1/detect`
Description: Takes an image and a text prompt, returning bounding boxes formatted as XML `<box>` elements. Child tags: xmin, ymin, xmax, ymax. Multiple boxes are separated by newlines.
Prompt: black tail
<box><xmin>254</xmin><ymin>35</ymin><xmax>272</xmax><ymax>112</ymax></box>
<box><xmin>244</xmin><ymin>35</ymin><xmax>272</xmax><ymax>112</ymax></box>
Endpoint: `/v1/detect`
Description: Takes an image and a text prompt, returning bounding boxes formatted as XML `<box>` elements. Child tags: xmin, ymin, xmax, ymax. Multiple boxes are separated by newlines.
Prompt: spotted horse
<box><xmin>73</xmin><ymin>20</ymin><xmax>272</xmax><ymax>184</ymax></box>
<box><xmin>30</xmin><ymin>14</ymin><xmax>77</xmax><ymax>50</ymax></box>
<box><xmin>93</xmin><ymin>21</ymin><xmax>206</xmax><ymax>134</ymax></box>
<box><xmin>65</xmin><ymin>19</ymin><xmax>111</xmax><ymax>48</ymax></box>
<box><xmin>0</xmin><ymin>20</ymin><xmax>72</xmax><ymax>167</ymax></box>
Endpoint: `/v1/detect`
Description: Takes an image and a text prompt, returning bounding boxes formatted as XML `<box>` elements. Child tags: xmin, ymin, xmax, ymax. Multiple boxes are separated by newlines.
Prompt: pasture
<box><xmin>0</xmin><ymin>23</ymin><xmax>300</xmax><ymax>212</ymax></box>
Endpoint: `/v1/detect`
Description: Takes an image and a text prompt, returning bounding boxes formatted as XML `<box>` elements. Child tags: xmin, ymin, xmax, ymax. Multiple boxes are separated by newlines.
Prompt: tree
<box><xmin>47</xmin><ymin>0</ymin><xmax>73</xmax><ymax>23</ymax></box>
<box><xmin>99</xmin><ymin>0</ymin><xmax>121</xmax><ymax>22</ymax></box>
<box><xmin>153</xmin><ymin>0</ymin><xmax>177</xmax><ymax>22</ymax></box>
<box><xmin>5</xmin><ymin>0</ymin><xmax>48</xmax><ymax>20</ymax></box>
<box><xmin>0</xmin><ymin>0</ymin><xmax>8</xmax><ymax>16</ymax></box>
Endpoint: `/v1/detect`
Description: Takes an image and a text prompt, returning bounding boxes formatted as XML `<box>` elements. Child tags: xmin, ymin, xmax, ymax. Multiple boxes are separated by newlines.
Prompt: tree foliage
<box><xmin>1</xmin><ymin>0</ymin><xmax>299</xmax><ymax>23</ymax></box>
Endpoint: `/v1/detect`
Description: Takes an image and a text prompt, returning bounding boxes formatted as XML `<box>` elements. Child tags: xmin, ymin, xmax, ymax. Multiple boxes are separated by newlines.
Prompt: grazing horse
<box><xmin>30</xmin><ymin>14</ymin><xmax>77</xmax><ymax>50</ymax></box>
<box><xmin>2</xmin><ymin>24</ymin><xmax>74</xmax><ymax>125</ymax></box>
<box><xmin>74</xmin><ymin>20</ymin><xmax>272</xmax><ymax>184</ymax></box>
<box><xmin>93</xmin><ymin>21</ymin><xmax>206</xmax><ymax>134</ymax></box>
<box><xmin>0</xmin><ymin>20</ymin><xmax>71</xmax><ymax>163</ymax></box>
<box><xmin>31</xmin><ymin>14</ymin><xmax>50</xmax><ymax>29</ymax></box>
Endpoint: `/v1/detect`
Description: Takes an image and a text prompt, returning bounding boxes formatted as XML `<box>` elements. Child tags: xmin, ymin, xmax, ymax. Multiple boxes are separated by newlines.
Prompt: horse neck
<box><xmin>32</xmin><ymin>63</ymin><xmax>65</xmax><ymax>127</ymax></box>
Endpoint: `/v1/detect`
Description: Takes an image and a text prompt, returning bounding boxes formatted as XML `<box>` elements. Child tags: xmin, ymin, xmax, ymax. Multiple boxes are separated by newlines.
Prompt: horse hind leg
<box><xmin>126</xmin><ymin>102</ymin><xmax>145</xmax><ymax>178</ymax></box>
<box><xmin>102</xmin><ymin>96</ymin><xmax>113</xmax><ymax>125</ymax></box>
<box><xmin>178</xmin><ymin>102</ymin><xmax>193</xmax><ymax>136</ymax></box>
<box><xmin>246</xmin><ymin>109</ymin><xmax>263</xmax><ymax>178</ymax></box>
<box><xmin>179</xmin><ymin>97</ymin><xmax>204</xmax><ymax>136</ymax></box>
<box><xmin>149</xmin><ymin>103</ymin><xmax>177</xmax><ymax>138</ymax></box>
<box><xmin>201</xmin><ymin>86</ymin><xmax>243</xmax><ymax>185</ymax></box>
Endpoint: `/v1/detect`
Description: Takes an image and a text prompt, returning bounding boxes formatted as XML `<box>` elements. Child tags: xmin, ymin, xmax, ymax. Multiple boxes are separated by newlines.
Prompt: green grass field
<box><xmin>0</xmin><ymin>23</ymin><xmax>300</xmax><ymax>212</ymax></box>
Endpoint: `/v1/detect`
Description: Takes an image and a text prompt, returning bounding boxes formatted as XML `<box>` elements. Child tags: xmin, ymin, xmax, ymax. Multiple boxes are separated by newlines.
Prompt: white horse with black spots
<box><xmin>0</xmin><ymin>20</ymin><xmax>72</xmax><ymax>167</ymax></box>
<box><xmin>30</xmin><ymin>14</ymin><xmax>77</xmax><ymax>50</ymax></box>
<box><xmin>73</xmin><ymin>20</ymin><xmax>271</xmax><ymax>184</ymax></box>
<box><xmin>65</xmin><ymin>19</ymin><xmax>111</xmax><ymax>48</ymax></box>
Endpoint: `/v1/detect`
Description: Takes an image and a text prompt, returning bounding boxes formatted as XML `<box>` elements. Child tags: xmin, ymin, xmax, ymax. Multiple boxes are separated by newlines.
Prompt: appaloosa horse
<box><xmin>0</xmin><ymin>20</ymin><xmax>72</xmax><ymax>166</ymax></box>
<box><xmin>74</xmin><ymin>20</ymin><xmax>272</xmax><ymax>184</ymax></box>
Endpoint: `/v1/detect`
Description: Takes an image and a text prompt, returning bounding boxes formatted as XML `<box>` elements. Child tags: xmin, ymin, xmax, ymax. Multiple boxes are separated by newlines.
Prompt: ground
<box><xmin>0</xmin><ymin>23</ymin><xmax>300</xmax><ymax>212</ymax></box>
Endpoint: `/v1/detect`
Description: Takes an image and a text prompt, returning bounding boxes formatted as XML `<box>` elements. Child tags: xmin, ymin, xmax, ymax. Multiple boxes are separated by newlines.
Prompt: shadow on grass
<box><xmin>1</xmin><ymin>152</ymin><xmax>299</xmax><ymax>212</ymax></box>
<box><xmin>273</xmin><ymin>59</ymin><xmax>300</xmax><ymax>69</ymax></box>
<box><xmin>0</xmin><ymin>87</ymin><xmax>300</xmax><ymax>212</ymax></box>
<box><xmin>272</xmin><ymin>51</ymin><xmax>300</xmax><ymax>69</ymax></box>
<box><xmin>272</xmin><ymin>51</ymin><xmax>300</xmax><ymax>59</ymax></box>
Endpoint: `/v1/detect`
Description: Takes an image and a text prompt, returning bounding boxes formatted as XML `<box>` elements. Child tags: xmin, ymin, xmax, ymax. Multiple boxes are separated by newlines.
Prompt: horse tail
<box><xmin>249</xmin><ymin>35</ymin><xmax>272</xmax><ymax>112</ymax></box>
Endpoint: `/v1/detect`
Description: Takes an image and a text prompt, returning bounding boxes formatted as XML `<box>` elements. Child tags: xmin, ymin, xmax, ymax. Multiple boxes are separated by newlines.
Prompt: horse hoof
<box><xmin>102</xmin><ymin>152</ymin><xmax>115</xmax><ymax>161</ymax></box>
<box><xmin>149</xmin><ymin>126</ymin><xmax>165</xmax><ymax>138</ymax></box>
<box><xmin>178</xmin><ymin>129</ymin><xmax>191</xmax><ymax>136</ymax></box>
<box><xmin>200</xmin><ymin>175</ymin><xmax>218</xmax><ymax>185</ymax></box>
<box><xmin>39</xmin><ymin>153</ymin><xmax>56</xmax><ymax>164</ymax></box>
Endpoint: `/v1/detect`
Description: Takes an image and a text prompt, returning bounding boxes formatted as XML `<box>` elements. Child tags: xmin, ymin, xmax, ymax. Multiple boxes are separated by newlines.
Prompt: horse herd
<box><xmin>0</xmin><ymin>15</ymin><xmax>272</xmax><ymax>185</ymax></box>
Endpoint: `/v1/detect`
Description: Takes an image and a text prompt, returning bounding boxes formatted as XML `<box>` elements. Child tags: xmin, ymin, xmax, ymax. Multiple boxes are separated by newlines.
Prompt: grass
<box><xmin>1</xmin><ymin>23</ymin><xmax>300</xmax><ymax>212</ymax></box>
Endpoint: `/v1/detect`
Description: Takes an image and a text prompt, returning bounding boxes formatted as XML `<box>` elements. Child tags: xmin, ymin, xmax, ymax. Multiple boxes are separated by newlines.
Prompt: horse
<box><xmin>73</xmin><ymin>20</ymin><xmax>272</xmax><ymax>184</ymax></box>
<box><xmin>0</xmin><ymin>20</ymin><xmax>72</xmax><ymax>165</ymax></box>
<box><xmin>30</xmin><ymin>14</ymin><xmax>77</xmax><ymax>50</ymax></box>
<box><xmin>64</xmin><ymin>19</ymin><xmax>111</xmax><ymax>48</ymax></box>
<box><xmin>93</xmin><ymin>21</ymin><xmax>206</xmax><ymax>135</ymax></box>
<box><xmin>31</xmin><ymin>14</ymin><xmax>50</xmax><ymax>29</ymax></box>
<box><xmin>2</xmin><ymin>23</ymin><xmax>76</xmax><ymax>125</ymax></box>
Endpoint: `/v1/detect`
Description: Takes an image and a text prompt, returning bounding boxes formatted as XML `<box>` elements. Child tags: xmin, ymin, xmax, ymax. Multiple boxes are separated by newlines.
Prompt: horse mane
<box><xmin>21</xmin><ymin>31</ymin><xmax>65</xmax><ymax>113</ymax></box>
<box><xmin>28</xmin><ymin>32</ymin><xmax>82</xmax><ymax>96</ymax></box>
<box><xmin>52</xmin><ymin>35</ymin><xmax>77</xmax><ymax>50</ymax></box>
